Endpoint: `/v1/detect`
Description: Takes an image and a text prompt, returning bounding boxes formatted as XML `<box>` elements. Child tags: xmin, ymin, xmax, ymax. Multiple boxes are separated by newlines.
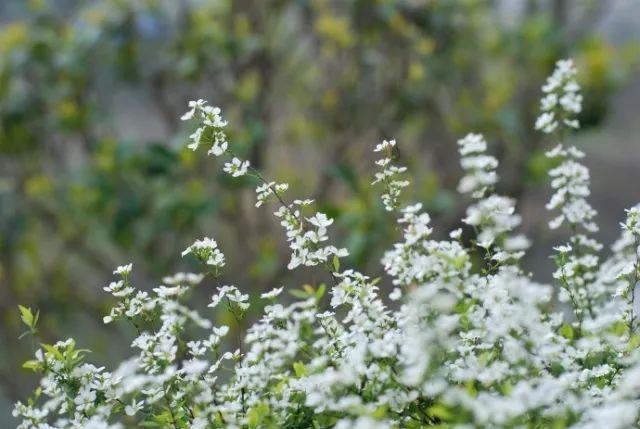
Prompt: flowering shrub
<box><xmin>14</xmin><ymin>60</ymin><xmax>640</xmax><ymax>429</ymax></box>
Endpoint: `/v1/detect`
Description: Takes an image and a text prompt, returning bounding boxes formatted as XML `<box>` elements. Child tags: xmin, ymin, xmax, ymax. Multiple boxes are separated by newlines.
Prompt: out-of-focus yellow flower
<box><xmin>0</xmin><ymin>22</ymin><xmax>27</xmax><ymax>54</ymax></box>
<box><xmin>417</xmin><ymin>38</ymin><xmax>435</xmax><ymax>55</ymax></box>
<box><xmin>409</xmin><ymin>62</ymin><xmax>425</xmax><ymax>82</ymax></box>
<box><xmin>322</xmin><ymin>89</ymin><xmax>338</xmax><ymax>110</ymax></box>
<box><xmin>82</xmin><ymin>8</ymin><xmax>108</xmax><ymax>26</ymax></box>
<box><xmin>234</xmin><ymin>15</ymin><xmax>251</xmax><ymax>38</ymax></box>
<box><xmin>236</xmin><ymin>71</ymin><xmax>260</xmax><ymax>103</ymax></box>
<box><xmin>388</xmin><ymin>12</ymin><xmax>409</xmax><ymax>37</ymax></box>
<box><xmin>25</xmin><ymin>174</ymin><xmax>53</xmax><ymax>198</ymax></box>
<box><xmin>57</xmin><ymin>100</ymin><xmax>79</xmax><ymax>122</ymax></box>
<box><xmin>315</xmin><ymin>15</ymin><xmax>354</xmax><ymax>49</ymax></box>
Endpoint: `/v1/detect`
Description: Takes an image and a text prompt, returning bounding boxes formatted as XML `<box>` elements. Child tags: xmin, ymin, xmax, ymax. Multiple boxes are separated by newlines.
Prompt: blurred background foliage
<box><xmin>0</xmin><ymin>0</ymin><xmax>638</xmax><ymax>419</ymax></box>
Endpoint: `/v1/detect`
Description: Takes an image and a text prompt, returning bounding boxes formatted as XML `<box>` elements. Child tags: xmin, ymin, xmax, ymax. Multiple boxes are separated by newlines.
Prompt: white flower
<box><xmin>187</xmin><ymin>127</ymin><xmax>204</xmax><ymax>151</ymax></box>
<box><xmin>535</xmin><ymin>111</ymin><xmax>558</xmax><ymax>134</ymax></box>
<box><xmin>553</xmin><ymin>245</ymin><xmax>572</xmax><ymax>253</ymax></box>
<box><xmin>124</xmin><ymin>399</ymin><xmax>144</xmax><ymax>416</ymax></box>
<box><xmin>223</xmin><ymin>157</ymin><xmax>249</xmax><ymax>177</ymax></box>
<box><xmin>373</xmin><ymin>139</ymin><xmax>396</xmax><ymax>153</ymax></box>
<box><xmin>153</xmin><ymin>285</ymin><xmax>184</xmax><ymax>298</ymax></box>
<box><xmin>450</xmin><ymin>228</ymin><xmax>462</xmax><ymax>240</ymax></box>
<box><xmin>113</xmin><ymin>263</ymin><xmax>133</xmax><ymax>276</ymax></box>
<box><xmin>181</xmin><ymin>99</ymin><xmax>206</xmax><ymax>121</ymax></box>
<box><xmin>74</xmin><ymin>386</ymin><xmax>96</xmax><ymax>407</ymax></box>
<box><xmin>209</xmin><ymin>285</ymin><xmax>249</xmax><ymax>311</ymax></box>
<box><xmin>261</xmin><ymin>287</ymin><xmax>284</xmax><ymax>299</ymax></box>
<box><xmin>162</xmin><ymin>272</ymin><xmax>204</xmax><ymax>286</ymax></box>
<box><xmin>389</xmin><ymin>288</ymin><xmax>402</xmax><ymax>301</ymax></box>
<box><xmin>208</xmin><ymin>139</ymin><xmax>228</xmax><ymax>156</ymax></box>
<box><xmin>307</xmin><ymin>213</ymin><xmax>334</xmax><ymax>229</ymax></box>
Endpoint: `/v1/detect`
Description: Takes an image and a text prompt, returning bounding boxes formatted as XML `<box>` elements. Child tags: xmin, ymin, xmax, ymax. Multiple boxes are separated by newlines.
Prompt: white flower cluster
<box><xmin>15</xmin><ymin>60</ymin><xmax>640</xmax><ymax>429</ymax></box>
<box><xmin>182</xmin><ymin>237</ymin><xmax>226</xmax><ymax>275</ymax></box>
<box><xmin>546</xmin><ymin>144</ymin><xmax>597</xmax><ymax>232</ymax></box>
<box><xmin>615</xmin><ymin>207</ymin><xmax>640</xmax><ymax>332</ymax></box>
<box><xmin>183</xmin><ymin>100</ymin><xmax>348</xmax><ymax>273</ymax></box>
<box><xmin>209</xmin><ymin>284</ymin><xmax>249</xmax><ymax>312</ymax></box>
<box><xmin>457</xmin><ymin>133</ymin><xmax>528</xmax><ymax>264</ymax></box>
<box><xmin>103</xmin><ymin>264</ymin><xmax>149</xmax><ymax>324</ymax></box>
<box><xmin>372</xmin><ymin>139</ymin><xmax>409</xmax><ymax>211</ymax></box>
<box><xmin>457</xmin><ymin>133</ymin><xmax>498</xmax><ymax>198</ymax></box>
<box><xmin>275</xmin><ymin>202</ymin><xmax>349</xmax><ymax>270</ymax></box>
<box><xmin>535</xmin><ymin>61</ymin><xmax>605</xmax><ymax>332</ymax></box>
<box><xmin>535</xmin><ymin>59</ymin><xmax>582</xmax><ymax>134</ymax></box>
<box><xmin>182</xmin><ymin>99</ymin><xmax>229</xmax><ymax>156</ymax></box>
<box><xmin>255</xmin><ymin>182</ymin><xmax>289</xmax><ymax>208</ymax></box>
<box><xmin>463</xmin><ymin>195</ymin><xmax>524</xmax><ymax>251</ymax></box>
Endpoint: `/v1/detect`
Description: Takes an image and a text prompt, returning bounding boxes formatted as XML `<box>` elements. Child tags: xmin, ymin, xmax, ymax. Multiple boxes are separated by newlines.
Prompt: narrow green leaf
<box><xmin>332</xmin><ymin>255</ymin><xmax>340</xmax><ymax>272</ymax></box>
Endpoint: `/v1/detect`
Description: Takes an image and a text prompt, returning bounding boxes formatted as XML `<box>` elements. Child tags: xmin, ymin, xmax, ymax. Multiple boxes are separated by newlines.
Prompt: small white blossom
<box><xmin>124</xmin><ymin>399</ymin><xmax>144</xmax><ymax>416</ymax></box>
<box><xmin>261</xmin><ymin>287</ymin><xmax>284</xmax><ymax>299</ymax></box>
<box><xmin>113</xmin><ymin>263</ymin><xmax>132</xmax><ymax>276</ymax></box>
<box><xmin>223</xmin><ymin>157</ymin><xmax>250</xmax><ymax>177</ymax></box>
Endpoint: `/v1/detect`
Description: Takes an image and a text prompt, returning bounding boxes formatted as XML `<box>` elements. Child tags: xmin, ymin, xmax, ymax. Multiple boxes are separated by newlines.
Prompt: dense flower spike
<box><xmin>546</xmin><ymin>145</ymin><xmax>597</xmax><ymax>232</ymax></box>
<box><xmin>535</xmin><ymin>59</ymin><xmax>582</xmax><ymax>134</ymax></box>
<box><xmin>457</xmin><ymin>133</ymin><xmax>498</xmax><ymax>198</ymax></box>
<box><xmin>372</xmin><ymin>139</ymin><xmax>409</xmax><ymax>211</ymax></box>
<box><xmin>617</xmin><ymin>207</ymin><xmax>640</xmax><ymax>333</ymax></box>
<box><xmin>538</xmin><ymin>60</ymin><xmax>604</xmax><ymax>333</ymax></box>
<box><xmin>458</xmin><ymin>133</ymin><xmax>528</xmax><ymax>266</ymax></box>
<box><xmin>15</xmin><ymin>60</ymin><xmax>640</xmax><ymax>429</ymax></box>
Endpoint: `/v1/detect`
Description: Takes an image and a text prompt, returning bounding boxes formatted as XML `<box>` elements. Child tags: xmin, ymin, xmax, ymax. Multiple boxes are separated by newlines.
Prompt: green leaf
<box><xmin>429</xmin><ymin>404</ymin><xmax>454</xmax><ymax>420</ymax></box>
<box><xmin>33</xmin><ymin>309</ymin><xmax>40</xmax><ymax>328</ymax></box>
<box><xmin>315</xmin><ymin>283</ymin><xmax>326</xmax><ymax>300</ymax></box>
<box><xmin>332</xmin><ymin>255</ymin><xmax>340</xmax><ymax>272</ymax></box>
<box><xmin>22</xmin><ymin>360</ymin><xmax>41</xmax><ymax>371</ymax></box>
<box><xmin>373</xmin><ymin>405</ymin><xmax>388</xmax><ymax>419</ymax></box>
<box><xmin>247</xmin><ymin>402</ymin><xmax>270</xmax><ymax>428</ymax></box>
<box><xmin>42</xmin><ymin>344</ymin><xmax>63</xmax><ymax>361</ymax></box>
<box><xmin>289</xmin><ymin>289</ymin><xmax>309</xmax><ymax>299</ymax></box>
<box><xmin>18</xmin><ymin>305</ymin><xmax>34</xmax><ymax>328</ymax></box>
<box><xmin>293</xmin><ymin>361</ymin><xmax>306</xmax><ymax>377</ymax></box>
<box><xmin>629</xmin><ymin>333</ymin><xmax>640</xmax><ymax>350</ymax></box>
<box><xmin>559</xmin><ymin>323</ymin><xmax>574</xmax><ymax>340</ymax></box>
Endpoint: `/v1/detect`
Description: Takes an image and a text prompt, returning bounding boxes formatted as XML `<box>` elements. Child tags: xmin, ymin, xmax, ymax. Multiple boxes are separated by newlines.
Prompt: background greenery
<box><xmin>1</xmin><ymin>0</ymin><xmax>638</xmax><ymax>422</ymax></box>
